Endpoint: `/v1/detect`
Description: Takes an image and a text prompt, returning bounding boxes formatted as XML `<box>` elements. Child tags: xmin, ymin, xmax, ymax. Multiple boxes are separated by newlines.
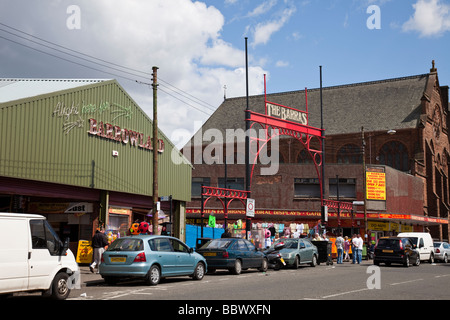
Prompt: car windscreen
<box><xmin>107</xmin><ymin>238</ymin><xmax>144</xmax><ymax>251</ymax></box>
<box><xmin>202</xmin><ymin>239</ymin><xmax>232</xmax><ymax>249</ymax></box>
<box><xmin>377</xmin><ymin>239</ymin><xmax>400</xmax><ymax>248</ymax></box>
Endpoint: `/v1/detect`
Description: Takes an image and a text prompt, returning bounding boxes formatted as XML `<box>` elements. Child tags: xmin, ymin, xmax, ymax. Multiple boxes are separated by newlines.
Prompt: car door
<box><xmin>244</xmin><ymin>240</ymin><xmax>260</xmax><ymax>267</ymax></box>
<box><xmin>170</xmin><ymin>238</ymin><xmax>195</xmax><ymax>275</ymax></box>
<box><xmin>299</xmin><ymin>239</ymin><xmax>313</xmax><ymax>263</ymax></box>
<box><xmin>236</xmin><ymin>240</ymin><xmax>250</xmax><ymax>268</ymax></box>
<box><xmin>28</xmin><ymin>219</ymin><xmax>63</xmax><ymax>290</ymax></box>
<box><xmin>149</xmin><ymin>238</ymin><xmax>177</xmax><ymax>275</ymax></box>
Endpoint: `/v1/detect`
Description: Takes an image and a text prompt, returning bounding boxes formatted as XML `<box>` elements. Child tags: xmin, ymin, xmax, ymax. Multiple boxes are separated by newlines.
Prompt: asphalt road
<box><xmin>67</xmin><ymin>260</ymin><xmax>450</xmax><ymax>301</ymax></box>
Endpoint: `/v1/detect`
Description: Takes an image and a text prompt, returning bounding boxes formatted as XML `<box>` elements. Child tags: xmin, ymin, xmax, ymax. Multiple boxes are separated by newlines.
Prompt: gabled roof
<box><xmin>0</xmin><ymin>78</ymin><xmax>108</xmax><ymax>104</ymax></box>
<box><xmin>193</xmin><ymin>73</ymin><xmax>431</xmax><ymax>144</ymax></box>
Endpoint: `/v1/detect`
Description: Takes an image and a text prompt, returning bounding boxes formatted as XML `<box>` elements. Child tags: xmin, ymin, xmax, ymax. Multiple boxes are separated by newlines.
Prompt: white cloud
<box><xmin>251</xmin><ymin>6</ymin><xmax>297</xmax><ymax>46</ymax></box>
<box><xmin>275</xmin><ymin>60</ymin><xmax>289</xmax><ymax>67</ymax></box>
<box><xmin>402</xmin><ymin>0</ymin><xmax>450</xmax><ymax>37</ymax></box>
<box><xmin>247</xmin><ymin>0</ymin><xmax>278</xmax><ymax>17</ymax></box>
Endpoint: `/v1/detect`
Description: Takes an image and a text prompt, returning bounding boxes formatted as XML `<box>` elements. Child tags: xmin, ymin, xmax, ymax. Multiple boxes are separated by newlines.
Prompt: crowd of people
<box><xmin>334</xmin><ymin>233</ymin><xmax>364</xmax><ymax>264</ymax></box>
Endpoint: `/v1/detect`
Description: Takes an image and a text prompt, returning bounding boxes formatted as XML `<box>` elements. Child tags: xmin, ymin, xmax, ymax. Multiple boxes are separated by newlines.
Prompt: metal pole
<box><xmin>152</xmin><ymin>66</ymin><xmax>159</xmax><ymax>235</ymax></box>
<box><xmin>201</xmin><ymin>184</ymin><xmax>204</xmax><ymax>238</ymax></box>
<box><xmin>362</xmin><ymin>126</ymin><xmax>367</xmax><ymax>237</ymax></box>
<box><xmin>245</xmin><ymin>37</ymin><xmax>251</xmax><ymax>239</ymax></box>
<box><xmin>320</xmin><ymin>66</ymin><xmax>326</xmax><ymax>227</ymax></box>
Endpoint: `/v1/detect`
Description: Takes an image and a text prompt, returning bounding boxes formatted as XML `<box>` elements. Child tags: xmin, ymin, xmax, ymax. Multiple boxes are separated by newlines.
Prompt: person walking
<box><xmin>90</xmin><ymin>228</ymin><xmax>109</xmax><ymax>273</ymax></box>
<box><xmin>351</xmin><ymin>234</ymin><xmax>357</xmax><ymax>264</ymax></box>
<box><xmin>335</xmin><ymin>233</ymin><xmax>344</xmax><ymax>264</ymax></box>
<box><xmin>343</xmin><ymin>236</ymin><xmax>350</xmax><ymax>262</ymax></box>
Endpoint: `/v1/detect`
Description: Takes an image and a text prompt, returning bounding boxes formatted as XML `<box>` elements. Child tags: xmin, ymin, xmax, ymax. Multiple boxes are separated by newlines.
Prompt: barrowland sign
<box><xmin>171</xmin><ymin>122</ymin><xmax>280</xmax><ymax>176</ymax></box>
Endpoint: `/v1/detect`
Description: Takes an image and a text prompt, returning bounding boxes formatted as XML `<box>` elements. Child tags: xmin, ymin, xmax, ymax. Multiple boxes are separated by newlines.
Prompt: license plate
<box><xmin>203</xmin><ymin>252</ymin><xmax>217</xmax><ymax>256</ymax></box>
<box><xmin>111</xmin><ymin>257</ymin><xmax>126</xmax><ymax>262</ymax></box>
<box><xmin>280</xmin><ymin>258</ymin><xmax>286</xmax><ymax>265</ymax></box>
<box><xmin>382</xmin><ymin>250</ymin><xmax>394</xmax><ymax>253</ymax></box>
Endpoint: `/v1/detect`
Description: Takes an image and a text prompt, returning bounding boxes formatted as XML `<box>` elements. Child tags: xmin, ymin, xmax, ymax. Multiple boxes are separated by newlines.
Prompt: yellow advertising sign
<box><xmin>366</xmin><ymin>171</ymin><xmax>386</xmax><ymax>200</ymax></box>
<box><xmin>76</xmin><ymin>240</ymin><xmax>93</xmax><ymax>264</ymax></box>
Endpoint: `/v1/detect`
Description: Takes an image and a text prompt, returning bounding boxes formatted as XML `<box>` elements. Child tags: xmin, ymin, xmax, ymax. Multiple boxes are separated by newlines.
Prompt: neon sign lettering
<box><xmin>88</xmin><ymin>118</ymin><xmax>164</xmax><ymax>153</ymax></box>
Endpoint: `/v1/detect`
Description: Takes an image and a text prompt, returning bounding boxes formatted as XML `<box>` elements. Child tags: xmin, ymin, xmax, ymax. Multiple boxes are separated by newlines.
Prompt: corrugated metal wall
<box><xmin>0</xmin><ymin>80</ymin><xmax>191</xmax><ymax>202</ymax></box>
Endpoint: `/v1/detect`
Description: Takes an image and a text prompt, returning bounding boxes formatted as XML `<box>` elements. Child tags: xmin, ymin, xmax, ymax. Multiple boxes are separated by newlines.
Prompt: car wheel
<box><xmin>403</xmin><ymin>255</ymin><xmax>410</xmax><ymax>267</ymax></box>
<box><xmin>429</xmin><ymin>253</ymin><xmax>435</xmax><ymax>264</ymax></box>
<box><xmin>444</xmin><ymin>254</ymin><xmax>448</xmax><ymax>264</ymax></box>
<box><xmin>259</xmin><ymin>258</ymin><xmax>268</xmax><ymax>272</ymax></box>
<box><xmin>192</xmin><ymin>262</ymin><xmax>205</xmax><ymax>280</ymax></box>
<box><xmin>146</xmin><ymin>265</ymin><xmax>161</xmax><ymax>286</ymax></box>
<box><xmin>48</xmin><ymin>272</ymin><xmax>71</xmax><ymax>300</ymax></box>
<box><xmin>414</xmin><ymin>255</ymin><xmax>420</xmax><ymax>266</ymax></box>
<box><xmin>310</xmin><ymin>254</ymin><xmax>317</xmax><ymax>267</ymax></box>
<box><xmin>230</xmin><ymin>259</ymin><xmax>242</xmax><ymax>275</ymax></box>
<box><xmin>293</xmin><ymin>256</ymin><xmax>300</xmax><ymax>269</ymax></box>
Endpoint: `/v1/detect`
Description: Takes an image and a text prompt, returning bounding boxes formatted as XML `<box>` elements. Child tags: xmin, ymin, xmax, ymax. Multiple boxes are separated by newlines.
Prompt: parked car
<box><xmin>99</xmin><ymin>235</ymin><xmax>207</xmax><ymax>285</ymax></box>
<box><xmin>397</xmin><ymin>232</ymin><xmax>435</xmax><ymax>263</ymax></box>
<box><xmin>0</xmin><ymin>213</ymin><xmax>79</xmax><ymax>300</ymax></box>
<box><xmin>196</xmin><ymin>238</ymin><xmax>268</xmax><ymax>275</ymax></box>
<box><xmin>265</xmin><ymin>238</ymin><xmax>318</xmax><ymax>268</ymax></box>
<box><xmin>374</xmin><ymin>237</ymin><xmax>420</xmax><ymax>267</ymax></box>
<box><xmin>434</xmin><ymin>242</ymin><xmax>450</xmax><ymax>263</ymax></box>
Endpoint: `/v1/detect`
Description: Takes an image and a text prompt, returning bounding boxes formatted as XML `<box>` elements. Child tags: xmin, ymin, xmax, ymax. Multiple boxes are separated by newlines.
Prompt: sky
<box><xmin>1</xmin><ymin>0</ymin><xmax>449</xmax><ymax>148</ymax></box>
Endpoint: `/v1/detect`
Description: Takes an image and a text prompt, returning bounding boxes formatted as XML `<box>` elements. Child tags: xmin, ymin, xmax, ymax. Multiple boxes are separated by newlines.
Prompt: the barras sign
<box><xmin>266</xmin><ymin>102</ymin><xmax>307</xmax><ymax>125</ymax></box>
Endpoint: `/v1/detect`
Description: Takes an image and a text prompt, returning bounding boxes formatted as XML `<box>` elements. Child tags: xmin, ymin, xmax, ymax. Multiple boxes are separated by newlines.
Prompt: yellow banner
<box><xmin>76</xmin><ymin>240</ymin><xmax>93</xmax><ymax>264</ymax></box>
<box><xmin>366</xmin><ymin>172</ymin><xmax>386</xmax><ymax>200</ymax></box>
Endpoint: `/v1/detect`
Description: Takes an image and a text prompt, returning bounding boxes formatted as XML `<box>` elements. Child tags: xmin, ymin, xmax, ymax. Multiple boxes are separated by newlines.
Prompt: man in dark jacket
<box><xmin>90</xmin><ymin>228</ymin><xmax>109</xmax><ymax>273</ymax></box>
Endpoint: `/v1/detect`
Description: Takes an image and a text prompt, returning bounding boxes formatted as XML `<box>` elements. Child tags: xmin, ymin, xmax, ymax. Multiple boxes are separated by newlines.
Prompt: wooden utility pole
<box><xmin>152</xmin><ymin>66</ymin><xmax>159</xmax><ymax>235</ymax></box>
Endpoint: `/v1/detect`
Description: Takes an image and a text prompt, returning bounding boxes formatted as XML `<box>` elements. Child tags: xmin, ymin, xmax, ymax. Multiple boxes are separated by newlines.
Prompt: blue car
<box><xmin>196</xmin><ymin>238</ymin><xmax>268</xmax><ymax>275</ymax></box>
<box><xmin>99</xmin><ymin>235</ymin><xmax>207</xmax><ymax>285</ymax></box>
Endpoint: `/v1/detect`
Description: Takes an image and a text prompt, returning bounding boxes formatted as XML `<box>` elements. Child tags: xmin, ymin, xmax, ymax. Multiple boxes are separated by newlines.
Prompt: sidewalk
<box><xmin>78</xmin><ymin>265</ymin><xmax>104</xmax><ymax>287</ymax></box>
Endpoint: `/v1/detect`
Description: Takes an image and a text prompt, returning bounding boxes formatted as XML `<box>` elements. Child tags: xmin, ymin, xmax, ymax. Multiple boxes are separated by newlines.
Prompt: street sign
<box><xmin>246</xmin><ymin>198</ymin><xmax>255</xmax><ymax>217</ymax></box>
<box><xmin>160</xmin><ymin>196</ymin><xmax>170</xmax><ymax>201</ymax></box>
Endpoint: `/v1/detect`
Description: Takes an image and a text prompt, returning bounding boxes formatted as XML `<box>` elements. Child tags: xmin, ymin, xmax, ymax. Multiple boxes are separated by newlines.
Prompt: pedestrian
<box><xmin>343</xmin><ymin>236</ymin><xmax>350</xmax><ymax>262</ymax></box>
<box><xmin>335</xmin><ymin>233</ymin><xmax>344</xmax><ymax>264</ymax></box>
<box><xmin>353</xmin><ymin>234</ymin><xmax>363</xmax><ymax>264</ymax></box>
<box><xmin>351</xmin><ymin>234</ymin><xmax>357</xmax><ymax>264</ymax></box>
<box><xmin>221</xmin><ymin>227</ymin><xmax>232</xmax><ymax>238</ymax></box>
<box><xmin>90</xmin><ymin>227</ymin><xmax>109</xmax><ymax>273</ymax></box>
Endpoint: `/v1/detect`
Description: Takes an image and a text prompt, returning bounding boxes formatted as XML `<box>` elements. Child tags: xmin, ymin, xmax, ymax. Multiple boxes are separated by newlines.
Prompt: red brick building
<box><xmin>184</xmin><ymin>62</ymin><xmax>449</xmax><ymax>241</ymax></box>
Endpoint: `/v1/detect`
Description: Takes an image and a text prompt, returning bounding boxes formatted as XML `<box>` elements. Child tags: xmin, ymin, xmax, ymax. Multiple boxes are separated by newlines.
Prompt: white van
<box><xmin>397</xmin><ymin>232</ymin><xmax>435</xmax><ymax>263</ymax></box>
<box><xmin>0</xmin><ymin>213</ymin><xmax>79</xmax><ymax>299</ymax></box>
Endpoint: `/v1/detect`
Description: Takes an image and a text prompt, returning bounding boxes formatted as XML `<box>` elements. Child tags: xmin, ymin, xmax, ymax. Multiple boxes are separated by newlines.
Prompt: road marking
<box><xmin>390</xmin><ymin>279</ymin><xmax>423</xmax><ymax>286</ymax></box>
<box><xmin>321</xmin><ymin>288</ymin><xmax>370</xmax><ymax>299</ymax></box>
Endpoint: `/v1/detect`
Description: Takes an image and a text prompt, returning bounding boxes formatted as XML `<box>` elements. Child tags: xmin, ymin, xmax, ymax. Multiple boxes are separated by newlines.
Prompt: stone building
<box><xmin>184</xmin><ymin>62</ymin><xmax>449</xmax><ymax>241</ymax></box>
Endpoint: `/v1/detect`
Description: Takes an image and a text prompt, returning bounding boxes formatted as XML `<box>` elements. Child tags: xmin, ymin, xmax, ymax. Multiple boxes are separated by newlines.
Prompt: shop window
<box><xmin>192</xmin><ymin>177</ymin><xmax>211</xmax><ymax>197</ymax></box>
<box><xmin>337</xmin><ymin>144</ymin><xmax>362</xmax><ymax>164</ymax></box>
<box><xmin>294</xmin><ymin>178</ymin><xmax>321</xmax><ymax>198</ymax></box>
<box><xmin>329</xmin><ymin>178</ymin><xmax>356</xmax><ymax>198</ymax></box>
<box><xmin>378</xmin><ymin>141</ymin><xmax>409</xmax><ymax>172</ymax></box>
<box><xmin>218</xmin><ymin>177</ymin><xmax>245</xmax><ymax>190</ymax></box>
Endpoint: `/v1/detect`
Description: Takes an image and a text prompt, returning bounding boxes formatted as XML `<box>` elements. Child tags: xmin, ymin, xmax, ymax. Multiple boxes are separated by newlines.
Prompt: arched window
<box><xmin>297</xmin><ymin>148</ymin><xmax>313</xmax><ymax>164</ymax></box>
<box><xmin>337</xmin><ymin>144</ymin><xmax>362</xmax><ymax>164</ymax></box>
<box><xmin>378</xmin><ymin>141</ymin><xmax>409</xmax><ymax>172</ymax></box>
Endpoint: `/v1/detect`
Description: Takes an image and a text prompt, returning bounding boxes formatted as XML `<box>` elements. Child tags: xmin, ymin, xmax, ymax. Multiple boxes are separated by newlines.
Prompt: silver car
<box><xmin>434</xmin><ymin>242</ymin><xmax>450</xmax><ymax>263</ymax></box>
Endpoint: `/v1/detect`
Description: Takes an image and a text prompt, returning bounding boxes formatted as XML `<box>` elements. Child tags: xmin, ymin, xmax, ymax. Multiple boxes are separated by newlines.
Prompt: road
<box><xmin>67</xmin><ymin>260</ymin><xmax>450</xmax><ymax>301</ymax></box>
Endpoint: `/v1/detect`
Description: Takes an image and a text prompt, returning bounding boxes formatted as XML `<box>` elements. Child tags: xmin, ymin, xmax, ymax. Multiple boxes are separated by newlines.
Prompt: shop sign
<box><xmin>88</xmin><ymin>118</ymin><xmax>165</xmax><ymax>153</ymax></box>
<box><xmin>65</xmin><ymin>202</ymin><xmax>93</xmax><ymax>214</ymax></box>
<box><xmin>366</xmin><ymin>171</ymin><xmax>386</xmax><ymax>200</ymax></box>
<box><xmin>368</xmin><ymin>221</ymin><xmax>389</xmax><ymax>231</ymax></box>
<box><xmin>266</xmin><ymin>102</ymin><xmax>307</xmax><ymax>125</ymax></box>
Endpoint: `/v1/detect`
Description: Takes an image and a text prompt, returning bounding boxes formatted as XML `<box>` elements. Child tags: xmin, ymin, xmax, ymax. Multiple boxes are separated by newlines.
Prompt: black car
<box><xmin>374</xmin><ymin>237</ymin><xmax>420</xmax><ymax>267</ymax></box>
<box><xmin>196</xmin><ymin>238</ymin><xmax>268</xmax><ymax>275</ymax></box>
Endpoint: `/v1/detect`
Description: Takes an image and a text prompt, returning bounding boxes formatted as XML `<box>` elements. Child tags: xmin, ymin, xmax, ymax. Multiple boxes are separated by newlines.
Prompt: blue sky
<box><xmin>0</xmin><ymin>0</ymin><xmax>449</xmax><ymax>146</ymax></box>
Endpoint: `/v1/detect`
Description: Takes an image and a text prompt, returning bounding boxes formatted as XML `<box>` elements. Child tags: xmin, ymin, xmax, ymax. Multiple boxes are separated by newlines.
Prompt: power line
<box><xmin>0</xmin><ymin>22</ymin><xmax>216</xmax><ymax>115</ymax></box>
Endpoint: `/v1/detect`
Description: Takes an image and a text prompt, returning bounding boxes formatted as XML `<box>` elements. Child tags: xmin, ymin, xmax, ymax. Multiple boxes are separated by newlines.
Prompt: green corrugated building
<box><xmin>0</xmin><ymin>78</ymin><xmax>192</xmax><ymax>247</ymax></box>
